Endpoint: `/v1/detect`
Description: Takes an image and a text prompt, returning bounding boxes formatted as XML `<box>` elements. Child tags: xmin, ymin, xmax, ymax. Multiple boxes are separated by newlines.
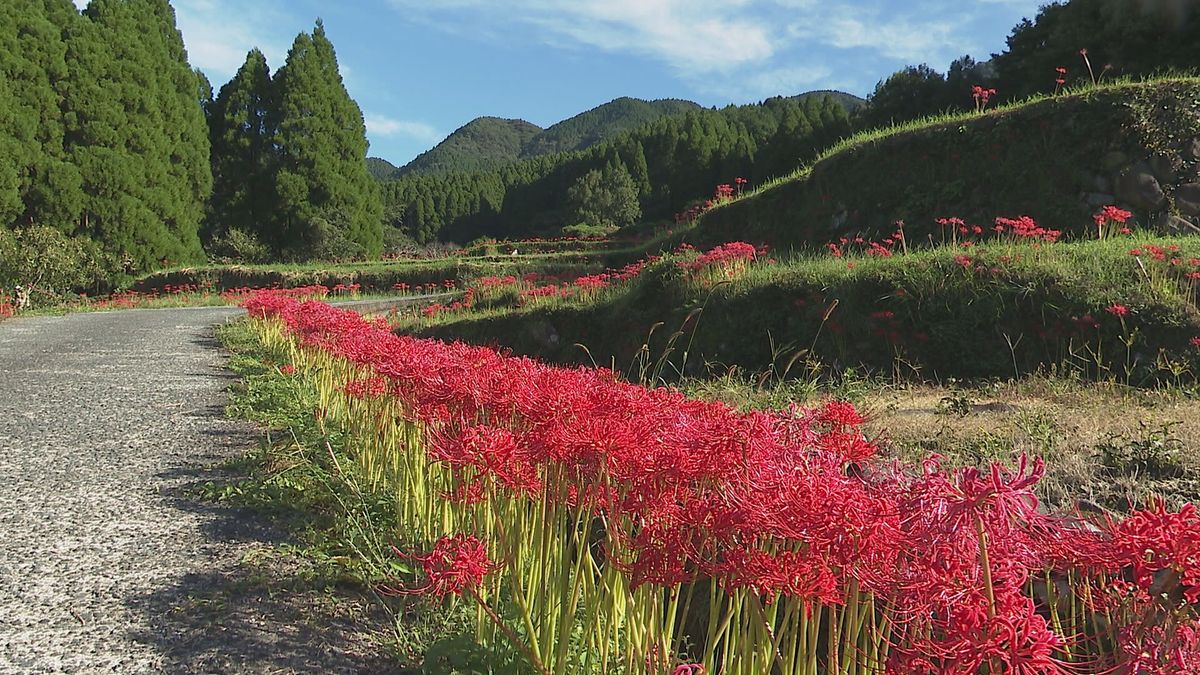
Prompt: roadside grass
<box><xmin>405</xmin><ymin>235</ymin><xmax>1200</xmax><ymax>386</ymax></box>
<box><xmin>130</xmin><ymin>245</ymin><xmax>655</xmax><ymax>297</ymax></box>
<box><xmin>210</xmin><ymin>319</ymin><xmax>519</xmax><ymax>672</ymax></box>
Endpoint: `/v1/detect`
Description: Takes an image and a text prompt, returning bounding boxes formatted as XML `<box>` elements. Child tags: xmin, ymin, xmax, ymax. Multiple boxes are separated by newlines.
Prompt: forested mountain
<box><xmin>398</xmin><ymin>118</ymin><xmax>543</xmax><ymax>176</ymax></box>
<box><xmin>394</xmin><ymin>98</ymin><xmax>707</xmax><ymax>178</ymax></box>
<box><xmin>519</xmin><ymin>97</ymin><xmax>702</xmax><ymax>159</ymax></box>
<box><xmin>366</xmin><ymin>157</ymin><xmax>399</xmax><ymax>179</ymax></box>
<box><xmin>381</xmin><ymin>93</ymin><xmax>857</xmax><ymax>244</ymax></box>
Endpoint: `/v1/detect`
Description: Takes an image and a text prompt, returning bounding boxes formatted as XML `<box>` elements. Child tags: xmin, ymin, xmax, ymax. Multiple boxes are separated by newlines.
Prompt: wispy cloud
<box><xmin>364</xmin><ymin>114</ymin><xmax>443</xmax><ymax>144</ymax></box>
<box><xmin>793</xmin><ymin>13</ymin><xmax>965</xmax><ymax>63</ymax></box>
<box><xmin>386</xmin><ymin>0</ymin><xmax>776</xmax><ymax>76</ymax></box>
<box><xmin>171</xmin><ymin>0</ymin><xmax>291</xmax><ymax>80</ymax></box>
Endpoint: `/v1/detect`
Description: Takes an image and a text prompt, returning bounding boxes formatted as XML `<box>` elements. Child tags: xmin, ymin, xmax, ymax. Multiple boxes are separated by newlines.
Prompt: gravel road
<box><xmin>0</xmin><ymin>307</ymin><xmax>394</xmax><ymax>673</ymax></box>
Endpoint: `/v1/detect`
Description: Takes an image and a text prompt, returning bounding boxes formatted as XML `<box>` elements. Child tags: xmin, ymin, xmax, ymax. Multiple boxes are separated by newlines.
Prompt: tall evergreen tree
<box><xmin>63</xmin><ymin>0</ymin><xmax>211</xmax><ymax>271</ymax></box>
<box><xmin>0</xmin><ymin>0</ymin><xmax>83</xmax><ymax>231</ymax></box>
<box><xmin>207</xmin><ymin>49</ymin><xmax>276</xmax><ymax>244</ymax></box>
<box><xmin>271</xmin><ymin>20</ymin><xmax>383</xmax><ymax>259</ymax></box>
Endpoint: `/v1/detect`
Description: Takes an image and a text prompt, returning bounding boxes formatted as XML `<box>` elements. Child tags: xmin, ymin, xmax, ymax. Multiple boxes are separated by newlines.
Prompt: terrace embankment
<box><xmin>692</xmin><ymin>79</ymin><xmax>1200</xmax><ymax>249</ymax></box>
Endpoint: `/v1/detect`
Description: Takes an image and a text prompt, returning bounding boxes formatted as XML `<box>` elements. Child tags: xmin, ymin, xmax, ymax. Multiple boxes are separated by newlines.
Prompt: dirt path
<box><xmin>0</xmin><ymin>307</ymin><xmax>394</xmax><ymax>673</ymax></box>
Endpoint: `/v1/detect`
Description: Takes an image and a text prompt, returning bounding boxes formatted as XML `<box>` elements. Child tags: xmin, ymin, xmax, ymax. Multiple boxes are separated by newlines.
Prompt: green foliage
<box><xmin>205</xmin><ymin>228</ymin><xmax>273</xmax><ymax>264</ymax></box>
<box><xmin>861</xmin><ymin>63</ymin><xmax>970</xmax><ymax>129</ymax></box>
<box><xmin>0</xmin><ymin>0</ymin><xmax>81</xmax><ymax>231</ymax></box>
<box><xmin>63</xmin><ymin>0</ymin><xmax>212</xmax><ymax>272</ymax></box>
<box><xmin>0</xmin><ymin>225</ymin><xmax>109</xmax><ymax>300</ymax></box>
<box><xmin>567</xmin><ymin>163</ymin><xmax>641</xmax><ymax>230</ymax></box>
<box><xmin>519</xmin><ymin>97</ymin><xmax>701</xmax><ymax>158</ymax></box>
<box><xmin>270</xmin><ymin>21</ymin><xmax>384</xmax><ymax>260</ymax></box>
<box><xmin>207</xmin><ymin>48</ymin><xmax>276</xmax><ymax>246</ymax></box>
<box><xmin>398</xmin><ymin>98</ymin><xmax>706</xmax><ymax>178</ymax></box>
<box><xmin>860</xmin><ymin>0</ymin><xmax>1200</xmax><ymax>125</ymax></box>
<box><xmin>417</xmin><ymin>238</ymin><xmax>1200</xmax><ymax>385</ymax></box>
<box><xmin>400</xmin><ymin>117</ymin><xmax>543</xmax><ymax>176</ymax></box>
<box><xmin>993</xmin><ymin>0</ymin><xmax>1200</xmax><ymax>102</ymax></box>
<box><xmin>561</xmin><ymin>223</ymin><xmax>618</xmax><ymax>238</ymax></box>
<box><xmin>366</xmin><ymin>157</ymin><xmax>399</xmax><ymax>180</ymax></box>
<box><xmin>1099</xmin><ymin>421</ymin><xmax>1187</xmax><ymax>480</ymax></box>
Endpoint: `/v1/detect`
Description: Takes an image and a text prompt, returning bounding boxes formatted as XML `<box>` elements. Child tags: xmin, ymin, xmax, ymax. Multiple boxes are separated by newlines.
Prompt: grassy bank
<box><xmin>690</xmin><ymin>78</ymin><xmax>1200</xmax><ymax>249</ymax></box>
<box><xmin>403</xmin><ymin>236</ymin><xmax>1200</xmax><ymax>385</ymax></box>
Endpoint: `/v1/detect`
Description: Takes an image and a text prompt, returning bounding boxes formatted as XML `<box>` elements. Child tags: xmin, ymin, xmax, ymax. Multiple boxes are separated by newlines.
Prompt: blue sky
<box><xmin>76</xmin><ymin>0</ymin><xmax>1048</xmax><ymax>166</ymax></box>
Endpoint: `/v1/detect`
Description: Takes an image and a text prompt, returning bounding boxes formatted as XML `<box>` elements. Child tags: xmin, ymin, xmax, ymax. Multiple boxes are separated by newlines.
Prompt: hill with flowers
<box><xmin>690</xmin><ymin>78</ymin><xmax>1200</xmax><ymax>251</ymax></box>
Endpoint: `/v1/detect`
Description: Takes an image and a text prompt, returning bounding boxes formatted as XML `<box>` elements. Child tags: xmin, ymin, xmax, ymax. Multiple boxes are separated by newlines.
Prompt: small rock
<box><xmin>1186</xmin><ymin>138</ymin><xmax>1200</xmax><ymax>162</ymax></box>
<box><xmin>1101</xmin><ymin>150</ymin><xmax>1129</xmax><ymax>171</ymax></box>
<box><xmin>1175</xmin><ymin>182</ymin><xmax>1200</xmax><ymax>217</ymax></box>
<box><xmin>1082</xmin><ymin>192</ymin><xmax>1117</xmax><ymax>208</ymax></box>
<box><xmin>1116</xmin><ymin>164</ymin><xmax>1166</xmax><ymax>209</ymax></box>
<box><xmin>1149</xmin><ymin>152</ymin><xmax>1181</xmax><ymax>183</ymax></box>
<box><xmin>1156</xmin><ymin>212</ymin><xmax>1200</xmax><ymax>233</ymax></box>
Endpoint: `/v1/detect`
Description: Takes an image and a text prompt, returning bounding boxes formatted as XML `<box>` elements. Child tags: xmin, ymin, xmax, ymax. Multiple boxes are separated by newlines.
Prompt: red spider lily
<box><xmin>279</xmin><ymin>364</ymin><xmax>296</xmax><ymax>375</ymax></box>
<box><xmin>1095</xmin><ymin>205</ymin><xmax>1132</xmax><ymax>225</ymax></box>
<box><xmin>677</xmin><ymin>242</ymin><xmax>761</xmax><ymax>272</ymax></box>
<box><xmin>972</xmin><ymin>85</ymin><xmax>998</xmax><ymax>112</ymax></box>
<box><xmin>391</xmin><ymin>534</ymin><xmax>497</xmax><ymax>599</ymax></box>
<box><xmin>1107</xmin><ymin>303</ymin><xmax>1130</xmax><ymax>317</ymax></box>
<box><xmin>243</xmin><ymin>292</ymin><xmax>1200</xmax><ymax>672</ymax></box>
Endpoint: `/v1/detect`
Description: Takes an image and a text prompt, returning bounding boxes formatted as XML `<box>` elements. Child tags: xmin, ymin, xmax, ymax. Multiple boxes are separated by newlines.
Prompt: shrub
<box><xmin>0</xmin><ymin>225</ymin><xmax>110</xmax><ymax>304</ymax></box>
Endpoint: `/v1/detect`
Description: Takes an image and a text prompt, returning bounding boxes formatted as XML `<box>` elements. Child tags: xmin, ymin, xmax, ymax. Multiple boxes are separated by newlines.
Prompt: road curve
<box><xmin>0</xmin><ymin>307</ymin><xmax>393</xmax><ymax>673</ymax></box>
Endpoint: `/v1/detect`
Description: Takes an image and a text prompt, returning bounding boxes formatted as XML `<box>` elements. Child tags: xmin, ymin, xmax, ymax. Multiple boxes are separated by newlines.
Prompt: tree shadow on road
<box><xmin>123</xmin><ymin>354</ymin><xmax>407</xmax><ymax>674</ymax></box>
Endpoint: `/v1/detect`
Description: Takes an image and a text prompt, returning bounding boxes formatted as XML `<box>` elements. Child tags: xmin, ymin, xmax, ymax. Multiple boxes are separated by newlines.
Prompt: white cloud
<box><xmin>386</xmin><ymin>0</ymin><xmax>777</xmax><ymax>76</ymax></box>
<box><xmin>706</xmin><ymin>64</ymin><xmax>837</xmax><ymax>100</ymax></box>
<box><xmin>364</xmin><ymin>115</ymin><xmax>443</xmax><ymax>144</ymax></box>
<box><xmin>808</xmin><ymin>14</ymin><xmax>964</xmax><ymax>62</ymax></box>
<box><xmin>171</xmin><ymin>1</ymin><xmax>290</xmax><ymax>81</ymax></box>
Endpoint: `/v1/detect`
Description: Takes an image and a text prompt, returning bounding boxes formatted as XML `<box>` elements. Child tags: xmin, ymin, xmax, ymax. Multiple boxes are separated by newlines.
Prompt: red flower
<box><xmin>280</xmin><ymin>364</ymin><xmax>296</xmax><ymax>376</ymax></box>
<box><xmin>1107</xmin><ymin>303</ymin><xmax>1129</xmax><ymax>317</ymax></box>
<box><xmin>395</xmin><ymin>535</ymin><xmax>496</xmax><ymax>599</ymax></box>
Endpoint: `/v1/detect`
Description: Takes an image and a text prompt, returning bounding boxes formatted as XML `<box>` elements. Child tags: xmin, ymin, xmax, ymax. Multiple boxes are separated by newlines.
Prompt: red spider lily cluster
<box><xmin>972</xmin><ymin>85</ymin><xmax>997</xmax><ymax>112</ymax></box>
<box><xmin>828</xmin><ymin>223</ymin><xmax>906</xmax><ymax>258</ymax></box>
<box><xmin>930</xmin><ymin>216</ymin><xmax>1062</xmax><ymax>247</ymax></box>
<box><xmin>0</xmin><ymin>290</ymin><xmax>14</xmax><ymax>318</ymax></box>
<box><xmin>674</xmin><ymin>179</ymin><xmax>751</xmax><ymax>223</ymax></box>
<box><xmin>1094</xmin><ymin>205</ymin><xmax>1134</xmax><ymax>238</ymax></box>
<box><xmin>676</xmin><ymin>241</ymin><xmax>763</xmax><ymax>273</ymax></box>
<box><xmin>244</xmin><ymin>291</ymin><xmax>1200</xmax><ymax>673</ymax></box>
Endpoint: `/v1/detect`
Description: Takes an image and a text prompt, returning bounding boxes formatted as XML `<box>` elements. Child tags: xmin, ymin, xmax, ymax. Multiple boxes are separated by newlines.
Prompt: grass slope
<box><xmin>692</xmin><ymin>78</ymin><xmax>1200</xmax><ymax>250</ymax></box>
<box><xmin>413</xmin><ymin>237</ymin><xmax>1200</xmax><ymax>384</ymax></box>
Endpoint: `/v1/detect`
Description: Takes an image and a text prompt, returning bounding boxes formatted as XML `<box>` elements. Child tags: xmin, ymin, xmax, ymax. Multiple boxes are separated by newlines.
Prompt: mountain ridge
<box><xmin>371</xmin><ymin>91</ymin><xmax>865</xmax><ymax>179</ymax></box>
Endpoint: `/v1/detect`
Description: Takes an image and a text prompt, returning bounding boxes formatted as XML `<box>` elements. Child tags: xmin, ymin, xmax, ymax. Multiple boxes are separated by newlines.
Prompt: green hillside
<box><xmin>397</xmin><ymin>117</ymin><xmax>543</xmax><ymax>176</ymax></box>
<box><xmin>691</xmin><ymin>79</ymin><xmax>1200</xmax><ymax>250</ymax></box>
<box><xmin>366</xmin><ymin>156</ymin><xmax>399</xmax><ymax>179</ymax></box>
<box><xmin>519</xmin><ymin>97</ymin><xmax>702</xmax><ymax>157</ymax></box>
